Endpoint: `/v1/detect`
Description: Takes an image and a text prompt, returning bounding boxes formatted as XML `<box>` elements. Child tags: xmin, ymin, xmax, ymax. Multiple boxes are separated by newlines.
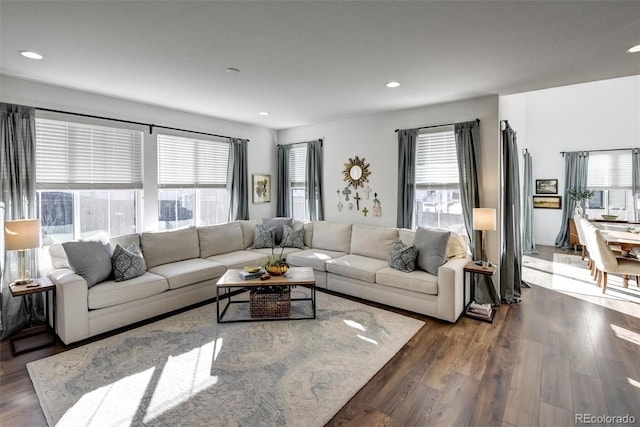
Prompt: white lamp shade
<box><xmin>5</xmin><ymin>218</ymin><xmax>40</xmax><ymax>250</ymax></box>
<box><xmin>473</xmin><ymin>208</ymin><xmax>496</xmax><ymax>231</ymax></box>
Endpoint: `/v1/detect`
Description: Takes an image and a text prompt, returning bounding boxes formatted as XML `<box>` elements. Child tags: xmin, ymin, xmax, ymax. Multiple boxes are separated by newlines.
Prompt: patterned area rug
<box><xmin>27</xmin><ymin>291</ymin><xmax>424</xmax><ymax>426</ymax></box>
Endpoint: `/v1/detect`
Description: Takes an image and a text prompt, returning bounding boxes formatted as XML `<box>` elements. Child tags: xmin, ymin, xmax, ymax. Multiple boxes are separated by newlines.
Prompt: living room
<box><xmin>2</xmin><ymin>1</ymin><xmax>640</xmax><ymax>426</ymax></box>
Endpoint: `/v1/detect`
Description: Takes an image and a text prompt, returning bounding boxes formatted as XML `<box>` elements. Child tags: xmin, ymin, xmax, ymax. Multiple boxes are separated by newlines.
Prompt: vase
<box><xmin>266</xmin><ymin>263</ymin><xmax>289</xmax><ymax>276</ymax></box>
<box><xmin>574</xmin><ymin>200</ymin><xmax>583</xmax><ymax>217</ymax></box>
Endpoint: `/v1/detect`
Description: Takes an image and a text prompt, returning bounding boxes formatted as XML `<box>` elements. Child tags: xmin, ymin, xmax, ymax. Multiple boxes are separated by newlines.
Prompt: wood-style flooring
<box><xmin>2</xmin><ymin>245</ymin><xmax>640</xmax><ymax>426</ymax></box>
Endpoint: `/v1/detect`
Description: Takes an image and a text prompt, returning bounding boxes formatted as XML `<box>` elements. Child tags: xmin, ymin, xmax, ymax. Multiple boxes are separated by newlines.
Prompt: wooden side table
<box><xmin>9</xmin><ymin>277</ymin><xmax>57</xmax><ymax>355</ymax></box>
<box><xmin>463</xmin><ymin>261</ymin><xmax>497</xmax><ymax>323</ymax></box>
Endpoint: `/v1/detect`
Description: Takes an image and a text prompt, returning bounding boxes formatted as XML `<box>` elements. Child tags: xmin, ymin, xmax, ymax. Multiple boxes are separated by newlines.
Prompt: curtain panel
<box><xmin>555</xmin><ymin>152</ymin><xmax>589</xmax><ymax>248</ymax></box>
<box><xmin>276</xmin><ymin>144</ymin><xmax>292</xmax><ymax>217</ymax></box>
<box><xmin>522</xmin><ymin>150</ymin><xmax>538</xmax><ymax>254</ymax></box>
<box><xmin>396</xmin><ymin>129</ymin><xmax>418</xmax><ymax>229</ymax></box>
<box><xmin>227</xmin><ymin>138</ymin><xmax>249</xmax><ymax>221</ymax></box>
<box><xmin>633</xmin><ymin>148</ymin><xmax>639</xmax><ymax>222</ymax></box>
<box><xmin>1</xmin><ymin>103</ymin><xmax>44</xmax><ymax>339</ymax></box>
<box><xmin>305</xmin><ymin>140</ymin><xmax>324</xmax><ymax>221</ymax></box>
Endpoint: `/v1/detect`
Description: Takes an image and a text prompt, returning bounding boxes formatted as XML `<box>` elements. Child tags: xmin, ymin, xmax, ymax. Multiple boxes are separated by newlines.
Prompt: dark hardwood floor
<box><xmin>2</xmin><ymin>245</ymin><xmax>640</xmax><ymax>426</ymax></box>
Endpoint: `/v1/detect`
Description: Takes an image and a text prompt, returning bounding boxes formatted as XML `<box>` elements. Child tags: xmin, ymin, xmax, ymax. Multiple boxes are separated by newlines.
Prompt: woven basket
<box><xmin>265</xmin><ymin>263</ymin><xmax>289</xmax><ymax>276</ymax></box>
<box><xmin>250</xmin><ymin>291</ymin><xmax>291</xmax><ymax>318</ymax></box>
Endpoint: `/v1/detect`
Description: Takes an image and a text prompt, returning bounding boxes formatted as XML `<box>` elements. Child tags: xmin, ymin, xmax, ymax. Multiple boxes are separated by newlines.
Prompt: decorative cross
<box><xmin>337</xmin><ymin>201</ymin><xmax>344</xmax><ymax>212</ymax></box>
<box><xmin>348</xmin><ymin>202</ymin><xmax>354</xmax><ymax>210</ymax></box>
<box><xmin>336</xmin><ymin>188</ymin><xmax>341</xmax><ymax>199</ymax></box>
<box><xmin>362</xmin><ymin>207</ymin><xmax>369</xmax><ymax>217</ymax></box>
<box><xmin>354</xmin><ymin>192</ymin><xmax>361</xmax><ymax>210</ymax></box>
<box><xmin>342</xmin><ymin>186</ymin><xmax>351</xmax><ymax>201</ymax></box>
<box><xmin>363</xmin><ymin>186</ymin><xmax>372</xmax><ymax>200</ymax></box>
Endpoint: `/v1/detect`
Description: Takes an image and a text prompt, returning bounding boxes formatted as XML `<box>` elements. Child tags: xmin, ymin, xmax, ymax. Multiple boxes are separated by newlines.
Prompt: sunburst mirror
<box><xmin>342</xmin><ymin>156</ymin><xmax>371</xmax><ymax>189</ymax></box>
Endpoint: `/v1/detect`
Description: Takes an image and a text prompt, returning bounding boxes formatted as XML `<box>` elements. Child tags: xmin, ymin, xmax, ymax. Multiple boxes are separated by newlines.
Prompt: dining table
<box><xmin>596</xmin><ymin>226</ymin><xmax>640</xmax><ymax>288</ymax></box>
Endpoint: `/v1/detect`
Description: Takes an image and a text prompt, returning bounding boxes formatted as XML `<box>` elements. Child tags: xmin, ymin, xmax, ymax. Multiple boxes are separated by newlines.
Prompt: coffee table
<box><xmin>216</xmin><ymin>266</ymin><xmax>316</xmax><ymax>323</ymax></box>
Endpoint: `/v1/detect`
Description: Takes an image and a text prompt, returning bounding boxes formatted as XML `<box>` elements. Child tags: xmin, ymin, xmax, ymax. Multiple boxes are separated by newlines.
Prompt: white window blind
<box><xmin>587</xmin><ymin>150</ymin><xmax>632</xmax><ymax>189</ymax></box>
<box><xmin>157</xmin><ymin>134</ymin><xmax>230</xmax><ymax>188</ymax></box>
<box><xmin>415</xmin><ymin>127</ymin><xmax>458</xmax><ymax>187</ymax></box>
<box><xmin>289</xmin><ymin>145</ymin><xmax>307</xmax><ymax>186</ymax></box>
<box><xmin>36</xmin><ymin>118</ymin><xmax>143</xmax><ymax>189</ymax></box>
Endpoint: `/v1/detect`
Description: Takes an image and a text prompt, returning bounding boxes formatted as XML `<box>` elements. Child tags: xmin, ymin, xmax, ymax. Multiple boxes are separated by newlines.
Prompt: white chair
<box><xmin>586</xmin><ymin>226</ymin><xmax>640</xmax><ymax>293</ymax></box>
<box><xmin>573</xmin><ymin>215</ymin><xmax>589</xmax><ymax>261</ymax></box>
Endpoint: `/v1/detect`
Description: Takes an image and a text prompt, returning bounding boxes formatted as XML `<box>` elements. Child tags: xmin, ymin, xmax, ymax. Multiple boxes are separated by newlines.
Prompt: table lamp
<box><xmin>5</xmin><ymin>218</ymin><xmax>40</xmax><ymax>285</ymax></box>
<box><xmin>473</xmin><ymin>208</ymin><xmax>496</xmax><ymax>267</ymax></box>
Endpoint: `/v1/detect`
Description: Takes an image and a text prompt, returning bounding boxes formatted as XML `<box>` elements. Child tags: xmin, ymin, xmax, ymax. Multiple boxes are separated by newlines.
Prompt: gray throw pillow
<box><xmin>62</xmin><ymin>241</ymin><xmax>113</xmax><ymax>288</ymax></box>
<box><xmin>413</xmin><ymin>226</ymin><xmax>451</xmax><ymax>275</ymax></box>
<box><xmin>261</xmin><ymin>217</ymin><xmax>293</xmax><ymax>244</ymax></box>
<box><xmin>112</xmin><ymin>244</ymin><xmax>147</xmax><ymax>282</ymax></box>
<box><xmin>388</xmin><ymin>238</ymin><xmax>417</xmax><ymax>273</ymax></box>
<box><xmin>281</xmin><ymin>224</ymin><xmax>305</xmax><ymax>249</ymax></box>
<box><xmin>252</xmin><ymin>224</ymin><xmax>276</xmax><ymax>249</ymax></box>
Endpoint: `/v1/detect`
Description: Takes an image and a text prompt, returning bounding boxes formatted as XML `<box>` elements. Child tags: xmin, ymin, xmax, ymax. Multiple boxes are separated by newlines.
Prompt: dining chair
<box><xmin>573</xmin><ymin>215</ymin><xmax>589</xmax><ymax>261</ymax></box>
<box><xmin>586</xmin><ymin>226</ymin><xmax>640</xmax><ymax>293</ymax></box>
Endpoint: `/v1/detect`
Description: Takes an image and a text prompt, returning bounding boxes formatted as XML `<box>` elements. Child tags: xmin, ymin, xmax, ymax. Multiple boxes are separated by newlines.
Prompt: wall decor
<box><xmin>337</xmin><ymin>201</ymin><xmax>344</xmax><ymax>212</ymax></box>
<box><xmin>363</xmin><ymin>186</ymin><xmax>372</xmax><ymax>200</ymax></box>
<box><xmin>252</xmin><ymin>174</ymin><xmax>271</xmax><ymax>203</ymax></box>
<box><xmin>362</xmin><ymin>207</ymin><xmax>369</xmax><ymax>217</ymax></box>
<box><xmin>372</xmin><ymin>193</ymin><xmax>382</xmax><ymax>217</ymax></box>
<box><xmin>354</xmin><ymin>192</ymin><xmax>361</xmax><ymax>210</ymax></box>
<box><xmin>533</xmin><ymin>195</ymin><xmax>562</xmax><ymax>209</ymax></box>
<box><xmin>342</xmin><ymin>156</ymin><xmax>371</xmax><ymax>189</ymax></box>
<box><xmin>535</xmin><ymin>179</ymin><xmax>558</xmax><ymax>194</ymax></box>
<box><xmin>342</xmin><ymin>186</ymin><xmax>352</xmax><ymax>201</ymax></box>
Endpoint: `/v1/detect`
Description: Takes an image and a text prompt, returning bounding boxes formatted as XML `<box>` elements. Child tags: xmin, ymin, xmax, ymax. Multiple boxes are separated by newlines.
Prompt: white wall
<box><xmin>500</xmin><ymin>75</ymin><xmax>640</xmax><ymax>246</ymax></box>
<box><xmin>0</xmin><ymin>75</ymin><xmax>278</xmax><ymax>226</ymax></box>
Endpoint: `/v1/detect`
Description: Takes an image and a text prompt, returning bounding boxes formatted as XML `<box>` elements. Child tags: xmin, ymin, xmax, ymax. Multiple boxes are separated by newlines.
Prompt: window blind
<box><xmin>289</xmin><ymin>145</ymin><xmax>307</xmax><ymax>186</ymax></box>
<box><xmin>157</xmin><ymin>134</ymin><xmax>230</xmax><ymax>188</ymax></box>
<box><xmin>36</xmin><ymin>118</ymin><xmax>143</xmax><ymax>190</ymax></box>
<box><xmin>415</xmin><ymin>127</ymin><xmax>458</xmax><ymax>187</ymax></box>
<box><xmin>587</xmin><ymin>150</ymin><xmax>632</xmax><ymax>189</ymax></box>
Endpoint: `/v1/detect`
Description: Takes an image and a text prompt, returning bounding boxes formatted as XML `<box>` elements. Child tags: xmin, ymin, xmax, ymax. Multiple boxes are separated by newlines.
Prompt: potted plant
<box><xmin>567</xmin><ymin>188</ymin><xmax>595</xmax><ymax>216</ymax></box>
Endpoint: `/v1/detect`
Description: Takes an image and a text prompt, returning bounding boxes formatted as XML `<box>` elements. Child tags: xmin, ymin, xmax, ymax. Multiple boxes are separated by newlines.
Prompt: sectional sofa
<box><xmin>48</xmin><ymin>220</ymin><xmax>471</xmax><ymax>345</ymax></box>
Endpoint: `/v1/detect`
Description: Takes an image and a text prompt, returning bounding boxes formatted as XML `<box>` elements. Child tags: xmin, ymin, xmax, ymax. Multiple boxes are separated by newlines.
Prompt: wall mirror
<box><xmin>342</xmin><ymin>156</ymin><xmax>371</xmax><ymax>189</ymax></box>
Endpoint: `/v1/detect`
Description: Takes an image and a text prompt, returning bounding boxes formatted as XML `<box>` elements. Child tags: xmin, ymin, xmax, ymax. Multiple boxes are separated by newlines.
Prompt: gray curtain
<box><xmin>396</xmin><ymin>129</ymin><xmax>418</xmax><ymax>228</ymax></box>
<box><xmin>276</xmin><ymin>144</ymin><xmax>292</xmax><ymax>217</ymax></box>
<box><xmin>1</xmin><ymin>103</ymin><xmax>44</xmax><ymax>339</ymax></box>
<box><xmin>522</xmin><ymin>150</ymin><xmax>538</xmax><ymax>254</ymax></box>
<box><xmin>554</xmin><ymin>151</ymin><xmax>589</xmax><ymax>248</ymax></box>
<box><xmin>633</xmin><ymin>148</ymin><xmax>639</xmax><ymax>222</ymax></box>
<box><xmin>306</xmin><ymin>140</ymin><xmax>324</xmax><ymax>221</ymax></box>
<box><xmin>227</xmin><ymin>138</ymin><xmax>249</xmax><ymax>221</ymax></box>
<box><xmin>455</xmin><ymin>120</ymin><xmax>499</xmax><ymax>305</ymax></box>
<box><xmin>500</xmin><ymin>124</ymin><xmax>522</xmax><ymax>304</ymax></box>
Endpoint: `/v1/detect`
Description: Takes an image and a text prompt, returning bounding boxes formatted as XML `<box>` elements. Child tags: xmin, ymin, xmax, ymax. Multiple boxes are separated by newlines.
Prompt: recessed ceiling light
<box><xmin>386</xmin><ymin>81</ymin><xmax>400</xmax><ymax>88</ymax></box>
<box><xmin>627</xmin><ymin>44</ymin><xmax>640</xmax><ymax>53</ymax></box>
<box><xmin>19</xmin><ymin>50</ymin><xmax>43</xmax><ymax>60</ymax></box>
<box><xmin>225</xmin><ymin>67</ymin><xmax>240</xmax><ymax>74</ymax></box>
<box><xmin>258</xmin><ymin>112</ymin><xmax>269</xmax><ymax>116</ymax></box>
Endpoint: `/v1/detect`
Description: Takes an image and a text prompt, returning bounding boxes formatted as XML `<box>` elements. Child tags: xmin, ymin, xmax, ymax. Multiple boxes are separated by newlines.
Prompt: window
<box><xmin>35</xmin><ymin>117</ymin><xmax>142</xmax><ymax>244</ymax></box>
<box><xmin>414</xmin><ymin>127</ymin><xmax>464</xmax><ymax>233</ymax></box>
<box><xmin>586</xmin><ymin>150</ymin><xmax>634</xmax><ymax>220</ymax></box>
<box><xmin>157</xmin><ymin>133</ymin><xmax>230</xmax><ymax>229</ymax></box>
<box><xmin>289</xmin><ymin>145</ymin><xmax>308</xmax><ymax>221</ymax></box>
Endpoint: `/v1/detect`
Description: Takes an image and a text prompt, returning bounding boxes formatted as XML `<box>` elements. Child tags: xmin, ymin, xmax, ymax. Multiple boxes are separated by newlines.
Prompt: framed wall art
<box><xmin>252</xmin><ymin>174</ymin><xmax>271</xmax><ymax>204</ymax></box>
<box><xmin>533</xmin><ymin>195</ymin><xmax>562</xmax><ymax>209</ymax></box>
<box><xmin>535</xmin><ymin>179</ymin><xmax>558</xmax><ymax>194</ymax></box>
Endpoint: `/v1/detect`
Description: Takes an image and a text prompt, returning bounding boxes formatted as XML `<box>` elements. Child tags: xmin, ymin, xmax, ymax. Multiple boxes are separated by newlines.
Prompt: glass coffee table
<box><xmin>216</xmin><ymin>266</ymin><xmax>316</xmax><ymax>323</ymax></box>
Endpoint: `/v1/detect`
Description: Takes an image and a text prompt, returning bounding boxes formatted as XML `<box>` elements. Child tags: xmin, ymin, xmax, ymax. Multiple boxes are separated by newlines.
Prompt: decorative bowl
<box><xmin>266</xmin><ymin>263</ymin><xmax>289</xmax><ymax>276</ymax></box>
<box><xmin>600</xmin><ymin>214</ymin><xmax>619</xmax><ymax>221</ymax></box>
<box><xmin>244</xmin><ymin>266</ymin><xmax>262</xmax><ymax>273</ymax></box>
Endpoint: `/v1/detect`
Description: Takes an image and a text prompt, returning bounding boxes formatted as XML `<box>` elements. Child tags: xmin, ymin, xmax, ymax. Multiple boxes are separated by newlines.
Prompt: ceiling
<box><xmin>1</xmin><ymin>1</ymin><xmax>639</xmax><ymax>130</ymax></box>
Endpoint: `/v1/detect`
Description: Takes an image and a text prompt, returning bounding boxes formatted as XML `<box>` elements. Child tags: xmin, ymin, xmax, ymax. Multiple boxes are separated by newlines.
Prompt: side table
<box><xmin>463</xmin><ymin>261</ymin><xmax>497</xmax><ymax>323</ymax></box>
<box><xmin>9</xmin><ymin>277</ymin><xmax>57</xmax><ymax>355</ymax></box>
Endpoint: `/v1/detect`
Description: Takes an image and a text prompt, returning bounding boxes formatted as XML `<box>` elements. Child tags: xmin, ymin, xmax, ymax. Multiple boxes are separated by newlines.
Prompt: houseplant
<box><xmin>567</xmin><ymin>188</ymin><xmax>595</xmax><ymax>216</ymax></box>
<box><xmin>250</xmin><ymin>230</ymin><xmax>292</xmax><ymax>317</ymax></box>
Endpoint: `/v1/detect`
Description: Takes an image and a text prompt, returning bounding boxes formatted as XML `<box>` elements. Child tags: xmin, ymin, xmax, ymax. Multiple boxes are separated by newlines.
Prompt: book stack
<box><xmin>238</xmin><ymin>270</ymin><xmax>264</xmax><ymax>280</ymax></box>
<box><xmin>466</xmin><ymin>301</ymin><xmax>494</xmax><ymax>322</ymax></box>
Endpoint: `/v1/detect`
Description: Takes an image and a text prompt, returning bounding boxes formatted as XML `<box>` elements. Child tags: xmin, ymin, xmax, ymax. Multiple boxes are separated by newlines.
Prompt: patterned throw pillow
<box><xmin>252</xmin><ymin>224</ymin><xmax>275</xmax><ymax>249</ymax></box>
<box><xmin>112</xmin><ymin>244</ymin><xmax>147</xmax><ymax>282</ymax></box>
<box><xmin>281</xmin><ymin>224</ymin><xmax>305</xmax><ymax>248</ymax></box>
<box><xmin>388</xmin><ymin>238</ymin><xmax>417</xmax><ymax>273</ymax></box>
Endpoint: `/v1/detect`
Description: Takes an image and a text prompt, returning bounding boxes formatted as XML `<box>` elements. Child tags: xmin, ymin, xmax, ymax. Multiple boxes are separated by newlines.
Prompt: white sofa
<box><xmin>48</xmin><ymin>220</ymin><xmax>470</xmax><ymax>345</ymax></box>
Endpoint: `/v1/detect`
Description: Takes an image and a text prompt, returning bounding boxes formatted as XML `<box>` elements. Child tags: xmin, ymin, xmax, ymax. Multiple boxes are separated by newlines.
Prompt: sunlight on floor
<box><xmin>356</xmin><ymin>334</ymin><xmax>378</xmax><ymax>345</ymax></box>
<box><xmin>628</xmin><ymin>377</ymin><xmax>640</xmax><ymax>389</ymax></box>
<box><xmin>610</xmin><ymin>324</ymin><xmax>640</xmax><ymax>346</ymax></box>
<box><xmin>343</xmin><ymin>319</ymin><xmax>366</xmax><ymax>331</ymax></box>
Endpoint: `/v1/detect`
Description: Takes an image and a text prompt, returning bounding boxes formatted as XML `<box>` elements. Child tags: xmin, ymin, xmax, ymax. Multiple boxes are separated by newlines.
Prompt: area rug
<box><xmin>27</xmin><ymin>291</ymin><xmax>424</xmax><ymax>426</ymax></box>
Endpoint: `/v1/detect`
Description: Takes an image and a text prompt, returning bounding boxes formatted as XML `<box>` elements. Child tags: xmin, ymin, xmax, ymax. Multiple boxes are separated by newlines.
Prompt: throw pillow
<box><xmin>112</xmin><ymin>244</ymin><xmax>147</xmax><ymax>282</ymax></box>
<box><xmin>62</xmin><ymin>241</ymin><xmax>113</xmax><ymax>288</ymax></box>
<box><xmin>252</xmin><ymin>224</ymin><xmax>276</xmax><ymax>249</ymax></box>
<box><xmin>261</xmin><ymin>217</ymin><xmax>293</xmax><ymax>244</ymax></box>
<box><xmin>413</xmin><ymin>226</ymin><xmax>451</xmax><ymax>275</ymax></box>
<box><xmin>388</xmin><ymin>238</ymin><xmax>417</xmax><ymax>273</ymax></box>
<box><xmin>281</xmin><ymin>224</ymin><xmax>305</xmax><ymax>248</ymax></box>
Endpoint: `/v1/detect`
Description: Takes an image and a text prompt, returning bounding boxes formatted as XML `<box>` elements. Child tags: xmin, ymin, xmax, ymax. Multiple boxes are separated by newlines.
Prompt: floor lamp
<box><xmin>5</xmin><ymin>218</ymin><xmax>40</xmax><ymax>285</ymax></box>
<box><xmin>473</xmin><ymin>208</ymin><xmax>496</xmax><ymax>267</ymax></box>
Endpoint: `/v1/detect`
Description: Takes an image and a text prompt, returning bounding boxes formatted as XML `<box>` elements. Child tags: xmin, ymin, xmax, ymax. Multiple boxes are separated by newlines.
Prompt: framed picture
<box><xmin>535</xmin><ymin>179</ymin><xmax>558</xmax><ymax>194</ymax></box>
<box><xmin>252</xmin><ymin>174</ymin><xmax>271</xmax><ymax>204</ymax></box>
<box><xmin>533</xmin><ymin>195</ymin><xmax>562</xmax><ymax>209</ymax></box>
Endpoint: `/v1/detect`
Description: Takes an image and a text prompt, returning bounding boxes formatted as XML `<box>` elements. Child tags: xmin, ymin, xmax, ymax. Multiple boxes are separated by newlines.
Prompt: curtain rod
<box><xmin>394</xmin><ymin>118</ymin><xmax>479</xmax><ymax>133</ymax></box>
<box><xmin>36</xmin><ymin>107</ymin><xmax>249</xmax><ymax>142</ymax></box>
<box><xmin>277</xmin><ymin>138</ymin><xmax>323</xmax><ymax>147</ymax></box>
<box><xmin>559</xmin><ymin>147</ymin><xmax>633</xmax><ymax>157</ymax></box>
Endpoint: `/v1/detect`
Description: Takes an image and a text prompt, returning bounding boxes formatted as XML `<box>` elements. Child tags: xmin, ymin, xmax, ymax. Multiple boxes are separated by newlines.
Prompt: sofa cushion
<box><xmin>88</xmin><ymin>272</ymin><xmax>169</xmax><ymax>309</ymax></box>
<box><xmin>141</xmin><ymin>227</ymin><xmax>200</xmax><ymax>269</ymax></box>
<box><xmin>326</xmin><ymin>254</ymin><xmax>389</xmax><ymax>283</ymax></box>
<box><xmin>148</xmin><ymin>258</ymin><xmax>226</xmax><ymax>290</ymax></box>
<box><xmin>251</xmin><ymin>247</ymin><xmax>304</xmax><ymax>260</ymax></box>
<box><xmin>399</xmin><ymin>228</ymin><xmax>468</xmax><ymax>259</ymax></box>
<box><xmin>413</xmin><ymin>227</ymin><xmax>451</xmax><ymax>275</ymax></box>
<box><xmin>252</xmin><ymin>224</ymin><xmax>276</xmax><ymax>249</ymax></box>
<box><xmin>109</xmin><ymin>233</ymin><xmax>141</xmax><ymax>251</ymax></box>
<box><xmin>375</xmin><ymin>267</ymin><xmax>438</xmax><ymax>296</ymax></box>
<box><xmin>112</xmin><ymin>244</ymin><xmax>147</xmax><ymax>282</ymax></box>
<box><xmin>350</xmin><ymin>224</ymin><xmax>398</xmax><ymax>261</ymax></box>
<box><xmin>388</xmin><ymin>238</ymin><xmax>417</xmax><ymax>273</ymax></box>
<box><xmin>239</xmin><ymin>220</ymin><xmax>259</xmax><ymax>248</ymax></box>
<box><xmin>198</xmin><ymin>222</ymin><xmax>245</xmax><ymax>258</ymax></box>
<box><xmin>49</xmin><ymin>243</ymin><xmax>71</xmax><ymax>269</ymax></box>
<box><xmin>206</xmin><ymin>250</ymin><xmax>266</xmax><ymax>269</ymax></box>
<box><xmin>286</xmin><ymin>248</ymin><xmax>347</xmax><ymax>271</ymax></box>
<box><xmin>62</xmin><ymin>241</ymin><xmax>113</xmax><ymax>288</ymax></box>
<box><xmin>281</xmin><ymin>224</ymin><xmax>305</xmax><ymax>248</ymax></box>
<box><xmin>311</xmin><ymin>222</ymin><xmax>352</xmax><ymax>253</ymax></box>
<box><xmin>262</xmin><ymin>217</ymin><xmax>292</xmax><ymax>244</ymax></box>
<box><xmin>294</xmin><ymin>220</ymin><xmax>313</xmax><ymax>248</ymax></box>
